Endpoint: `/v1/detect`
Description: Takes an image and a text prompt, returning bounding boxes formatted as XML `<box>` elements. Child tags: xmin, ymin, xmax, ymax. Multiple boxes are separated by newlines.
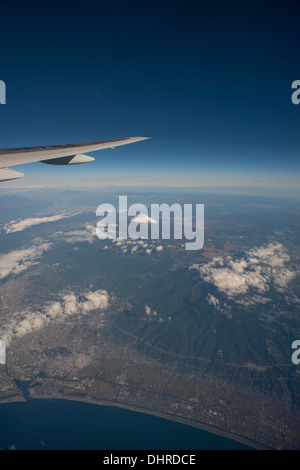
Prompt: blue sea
<box><xmin>0</xmin><ymin>399</ymin><xmax>253</xmax><ymax>450</ymax></box>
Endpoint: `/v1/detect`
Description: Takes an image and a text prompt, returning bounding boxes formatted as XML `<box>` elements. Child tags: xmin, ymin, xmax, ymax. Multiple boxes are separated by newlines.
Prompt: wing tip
<box><xmin>129</xmin><ymin>136</ymin><xmax>152</xmax><ymax>142</ymax></box>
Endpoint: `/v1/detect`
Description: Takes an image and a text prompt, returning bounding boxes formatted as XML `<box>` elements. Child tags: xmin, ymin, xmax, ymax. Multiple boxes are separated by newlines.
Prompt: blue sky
<box><xmin>0</xmin><ymin>0</ymin><xmax>300</xmax><ymax>190</ymax></box>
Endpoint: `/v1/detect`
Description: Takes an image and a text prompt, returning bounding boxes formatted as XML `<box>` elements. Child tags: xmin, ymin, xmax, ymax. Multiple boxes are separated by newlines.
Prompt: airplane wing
<box><xmin>0</xmin><ymin>136</ymin><xmax>150</xmax><ymax>182</ymax></box>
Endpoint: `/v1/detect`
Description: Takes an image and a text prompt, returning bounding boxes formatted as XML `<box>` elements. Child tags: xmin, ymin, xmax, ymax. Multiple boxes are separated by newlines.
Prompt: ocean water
<box><xmin>0</xmin><ymin>399</ymin><xmax>253</xmax><ymax>450</ymax></box>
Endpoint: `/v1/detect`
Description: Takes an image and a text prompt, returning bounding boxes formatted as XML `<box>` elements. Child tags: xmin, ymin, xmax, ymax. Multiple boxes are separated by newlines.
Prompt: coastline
<box><xmin>0</xmin><ymin>393</ymin><xmax>266</xmax><ymax>450</ymax></box>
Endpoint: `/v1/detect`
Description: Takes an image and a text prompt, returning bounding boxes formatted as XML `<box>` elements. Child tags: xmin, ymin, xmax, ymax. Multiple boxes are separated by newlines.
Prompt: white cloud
<box><xmin>0</xmin><ymin>289</ymin><xmax>109</xmax><ymax>346</ymax></box>
<box><xmin>235</xmin><ymin>295</ymin><xmax>271</xmax><ymax>307</ymax></box>
<box><xmin>48</xmin><ymin>352</ymin><xmax>93</xmax><ymax>375</ymax></box>
<box><xmin>207</xmin><ymin>294</ymin><xmax>220</xmax><ymax>307</ymax></box>
<box><xmin>74</xmin><ymin>353</ymin><xmax>92</xmax><ymax>369</ymax></box>
<box><xmin>0</xmin><ymin>241</ymin><xmax>52</xmax><ymax>280</ymax></box>
<box><xmin>206</xmin><ymin>294</ymin><xmax>232</xmax><ymax>318</ymax></box>
<box><xmin>191</xmin><ymin>242</ymin><xmax>296</xmax><ymax>301</ymax></box>
<box><xmin>53</xmin><ymin>223</ymin><xmax>96</xmax><ymax>244</ymax></box>
<box><xmin>144</xmin><ymin>304</ymin><xmax>159</xmax><ymax>318</ymax></box>
<box><xmin>79</xmin><ymin>290</ymin><xmax>109</xmax><ymax>312</ymax></box>
<box><xmin>103</xmin><ymin>238</ymin><xmax>165</xmax><ymax>256</ymax></box>
<box><xmin>2</xmin><ymin>212</ymin><xmax>77</xmax><ymax>234</ymax></box>
<box><xmin>145</xmin><ymin>305</ymin><xmax>151</xmax><ymax>315</ymax></box>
